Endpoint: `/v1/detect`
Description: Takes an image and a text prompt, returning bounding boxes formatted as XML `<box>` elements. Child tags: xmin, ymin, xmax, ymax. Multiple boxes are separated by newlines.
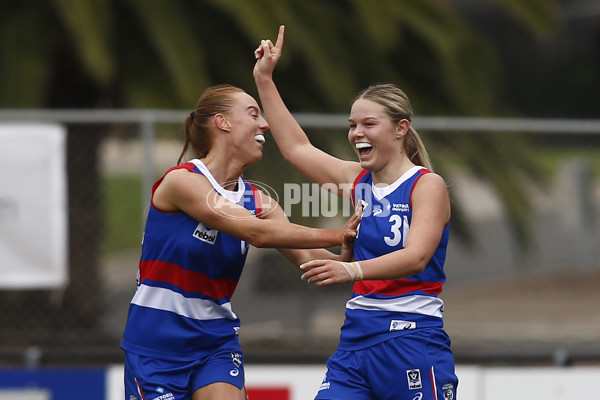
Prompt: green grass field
<box><xmin>101</xmin><ymin>174</ymin><xmax>143</xmax><ymax>255</ymax></box>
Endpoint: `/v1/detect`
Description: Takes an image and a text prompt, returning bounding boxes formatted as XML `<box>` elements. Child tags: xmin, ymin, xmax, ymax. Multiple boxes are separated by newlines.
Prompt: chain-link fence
<box><xmin>0</xmin><ymin>110</ymin><xmax>599</xmax><ymax>367</ymax></box>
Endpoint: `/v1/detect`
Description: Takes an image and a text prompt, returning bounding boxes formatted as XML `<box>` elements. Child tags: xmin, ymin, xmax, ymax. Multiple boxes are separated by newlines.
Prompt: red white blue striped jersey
<box><xmin>121</xmin><ymin>159</ymin><xmax>261</xmax><ymax>361</ymax></box>
<box><xmin>338</xmin><ymin>166</ymin><xmax>450</xmax><ymax>351</ymax></box>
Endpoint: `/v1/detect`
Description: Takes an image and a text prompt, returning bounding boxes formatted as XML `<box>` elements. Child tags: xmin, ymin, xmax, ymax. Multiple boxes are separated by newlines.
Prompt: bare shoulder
<box><xmin>154</xmin><ymin>167</ymin><xmax>210</xmax><ymax>211</ymax></box>
<box><xmin>161</xmin><ymin>167</ymin><xmax>207</xmax><ymax>189</ymax></box>
<box><xmin>413</xmin><ymin>171</ymin><xmax>451</xmax><ymax>222</ymax></box>
<box><xmin>413</xmin><ymin>172</ymin><xmax>450</xmax><ymax>205</ymax></box>
<box><xmin>417</xmin><ymin>171</ymin><xmax>448</xmax><ymax>191</ymax></box>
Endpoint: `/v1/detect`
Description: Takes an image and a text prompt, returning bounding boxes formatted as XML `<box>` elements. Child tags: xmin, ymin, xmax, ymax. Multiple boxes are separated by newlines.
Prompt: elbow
<box><xmin>280</xmin><ymin>151</ymin><xmax>296</xmax><ymax>164</ymax></box>
<box><xmin>244</xmin><ymin>234</ymin><xmax>268</xmax><ymax>249</ymax></box>
<box><xmin>250</xmin><ymin>237</ymin><xmax>269</xmax><ymax>248</ymax></box>
<box><xmin>281</xmin><ymin>146</ymin><xmax>307</xmax><ymax>165</ymax></box>
<box><xmin>407</xmin><ymin>253</ymin><xmax>430</xmax><ymax>276</ymax></box>
<box><xmin>243</xmin><ymin>229</ymin><xmax>270</xmax><ymax>248</ymax></box>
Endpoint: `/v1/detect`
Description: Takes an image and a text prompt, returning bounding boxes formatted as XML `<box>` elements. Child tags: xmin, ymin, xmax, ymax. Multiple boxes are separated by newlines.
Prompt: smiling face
<box><xmin>224</xmin><ymin>91</ymin><xmax>269</xmax><ymax>165</ymax></box>
<box><xmin>348</xmin><ymin>98</ymin><xmax>404</xmax><ymax>173</ymax></box>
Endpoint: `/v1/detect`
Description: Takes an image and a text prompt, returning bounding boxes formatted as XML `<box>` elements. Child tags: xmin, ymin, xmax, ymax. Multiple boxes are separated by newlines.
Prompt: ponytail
<box><xmin>177</xmin><ymin>112</ymin><xmax>194</xmax><ymax>165</ymax></box>
<box><xmin>405</xmin><ymin>125</ymin><xmax>433</xmax><ymax>172</ymax></box>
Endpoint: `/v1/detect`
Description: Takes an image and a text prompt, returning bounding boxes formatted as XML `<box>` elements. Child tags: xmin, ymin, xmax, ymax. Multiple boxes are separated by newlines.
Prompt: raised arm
<box><xmin>254</xmin><ymin>25</ymin><xmax>362</xmax><ymax>197</ymax></box>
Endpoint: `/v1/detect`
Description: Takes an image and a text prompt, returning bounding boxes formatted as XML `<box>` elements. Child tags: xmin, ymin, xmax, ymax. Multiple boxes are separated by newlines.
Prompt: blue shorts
<box><xmin>315</xmin><ymin>329</ymin><xmax>458</xmax><ymax>400</ymax></box>
<box><xmin>124</xmin><ymin>343</ymin><xmax>245</xmax><ymax>400</ymax></box>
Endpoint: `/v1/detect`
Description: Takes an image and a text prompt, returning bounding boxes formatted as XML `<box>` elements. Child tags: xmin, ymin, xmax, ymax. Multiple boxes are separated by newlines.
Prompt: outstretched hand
<box><xmin>253</xmin><ymin>25</ymin><xmax>285</xmax><ymax>80</ymax></box>
<box><xmin>300</xmin><ymin>259</ymin><xmax>355</xmax><ymax>286</ymax></box>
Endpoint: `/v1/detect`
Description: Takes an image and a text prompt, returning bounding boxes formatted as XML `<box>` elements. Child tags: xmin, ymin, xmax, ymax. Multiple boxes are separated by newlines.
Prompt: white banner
<box><xmin>0</xmin><ymin>124</ymin><xmax>68</xmax><ymax>288</ymax></box>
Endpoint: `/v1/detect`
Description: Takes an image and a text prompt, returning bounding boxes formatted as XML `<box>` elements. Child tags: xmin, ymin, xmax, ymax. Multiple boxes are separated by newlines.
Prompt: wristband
<box><xmin>341</xmin><ymin>261</ymin><xmax>363</xmax><ymax>281</ymax></box>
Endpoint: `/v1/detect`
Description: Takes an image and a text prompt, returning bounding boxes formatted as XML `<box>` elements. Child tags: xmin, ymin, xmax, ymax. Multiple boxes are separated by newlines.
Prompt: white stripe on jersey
<box><xmin>346</xmin><ymin>294</ymin><xmax>444</xmax><ymax>318</ymax></box>
<box><xmin>131</xmin><ymin>284</ymin><xmax>238</xmax><ymax>320</ymax></box>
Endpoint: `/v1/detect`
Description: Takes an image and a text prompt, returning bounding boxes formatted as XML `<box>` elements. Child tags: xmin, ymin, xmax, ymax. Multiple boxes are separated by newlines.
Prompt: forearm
<box><xmin>248</xmin><ymin>220</ymin><xmax>340</xmax><ymax>249</ymax></box>
<box><xmin>279</xmin><ymin>248</ymin><xmax>339</xmax><ymax>266</ymax></box>
<box><xmin>356</xmin><ymin>249</ymin><xmax>428</xmax><ymax>281</ymax></box>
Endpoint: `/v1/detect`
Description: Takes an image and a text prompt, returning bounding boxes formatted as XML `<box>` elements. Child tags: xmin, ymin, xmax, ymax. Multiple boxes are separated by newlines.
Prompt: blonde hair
<box><xmin>178</xmin><ymin>84</ymin><xmax>245</xmax><ymax>164</ymax></box>
<box><xmin>353</xmin><ymin>83</ymin><xmax>433</xmax><ymax>171</ymax></box>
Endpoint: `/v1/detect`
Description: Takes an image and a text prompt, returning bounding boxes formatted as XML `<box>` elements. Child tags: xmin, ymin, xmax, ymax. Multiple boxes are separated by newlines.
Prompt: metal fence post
<box><xmin>140</xmin><ymin>113</ymin><xmax>155</xmax><ymax>220</ymax></box>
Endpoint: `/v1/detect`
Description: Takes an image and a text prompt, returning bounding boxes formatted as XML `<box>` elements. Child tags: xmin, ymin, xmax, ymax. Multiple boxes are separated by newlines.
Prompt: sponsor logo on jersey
<box><xmin>319</xmin><ymin>372</ymin><xmax>331</xmax><ymax>391</ymax></box>
<box><xmin>392</xmin><ymin>203</ymin><xmax>410</xmax><ymax>213</ymax></box>
<box><xmin>153</xmin><ymin>393</ymin><xmax>175</xmax><ymax>400</ymax></box>
<box><xmin>411</xmin><ymin>393</ymin><xmax>423</xmax><ymax>400</ymax></box>
<box><xmin>390</xmin><ymin>320</ymin><xmax>416</xmax><ymax>331</ymax></box>
<box><xmin>372</xmin><ymin>205</ymin><xmax>384</xmax><ymax>216</ymax></box>
<box><xmin>231</xmin><ymin>352</ymin><xmax>242</xmax><ymax>367</ymax></box>
<box><xmin>193</xmin><ymin>223</ymin><xmax>218</xmax><ymax>244</ymax></box>
<box><xmin>407</xmin><ymin>369</ymin><xmax>423</xmax><ymax>390</ymax></box>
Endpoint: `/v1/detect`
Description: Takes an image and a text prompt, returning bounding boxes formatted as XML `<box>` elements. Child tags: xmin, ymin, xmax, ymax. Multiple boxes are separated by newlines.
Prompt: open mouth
<box><xmin>355</xmin><ymin>142</ymin><xmax>372</xmax><ymax>157</ymax></box>
<box><xmin>254</xmin><ymin>134</ymin><xmax>265</xmax><ymax>145</ymax></box>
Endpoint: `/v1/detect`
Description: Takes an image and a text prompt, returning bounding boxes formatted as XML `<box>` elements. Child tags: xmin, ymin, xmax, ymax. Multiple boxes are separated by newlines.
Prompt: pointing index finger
<box><xmin>275</xmin><ymin>25</ymin><xmax>285</xmax><ymax>51</ymax></box>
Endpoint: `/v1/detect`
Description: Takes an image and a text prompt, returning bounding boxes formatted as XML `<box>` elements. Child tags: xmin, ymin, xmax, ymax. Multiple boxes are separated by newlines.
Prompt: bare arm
<box><xmin>254</xmin><ymin>25</ymin><xmax>362</xmax><ymax>197</ymax></box>
<box><xmin>299</xmin><ymin>173</ymin><xmax>451</xmax><ymax>285</ymax></box>
<box><xmin>277</xmin><ymin>210</ymin><xmax>360</xmax><ymax>266</ymax></box>
<box><xmin>153</xmin><ymin>169</ymin><xmax>346</xmax><ymax>249</ymax></box>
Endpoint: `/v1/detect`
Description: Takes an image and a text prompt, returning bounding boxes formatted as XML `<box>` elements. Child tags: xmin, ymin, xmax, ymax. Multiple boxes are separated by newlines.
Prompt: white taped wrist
<box><xmin>341</xmin><ymin>261</ymin><xmax>363</xmax><ymax>281</ymax></box>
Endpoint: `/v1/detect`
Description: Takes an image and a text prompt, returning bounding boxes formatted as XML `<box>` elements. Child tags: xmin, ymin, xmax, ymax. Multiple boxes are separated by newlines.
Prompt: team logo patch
<box><xmin>407</xmin><ymin>369</ymin><xmax>423</xmax><ymax>390</ymax></box>
<box><xmin>193</xmin><ymin>223</ymin><xmax>218</xmax><ymax>244</ymax></box>
<box><xmin>442</xmin><ymin>383</ymin><xmax>454</xmax><ymax>400</ymax></box>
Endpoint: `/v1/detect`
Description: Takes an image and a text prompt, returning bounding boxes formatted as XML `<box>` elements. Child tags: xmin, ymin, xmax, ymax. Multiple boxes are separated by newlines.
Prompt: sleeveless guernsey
<box><xmin>121</xmin><ymin>159</ymin><xmax>261</xmax><ymax>361</ymax></box>
<box><xmin>338</xmin><ymin>166</ymin><xmax>450</xmax><ymax>351</ymax></box>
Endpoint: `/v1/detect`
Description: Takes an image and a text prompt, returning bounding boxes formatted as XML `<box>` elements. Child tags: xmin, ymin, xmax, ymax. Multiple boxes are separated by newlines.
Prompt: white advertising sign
<box><xmin>0</xmin><ymin>124</ymin><xmax>67</xmax><ymax>288</ymax></box>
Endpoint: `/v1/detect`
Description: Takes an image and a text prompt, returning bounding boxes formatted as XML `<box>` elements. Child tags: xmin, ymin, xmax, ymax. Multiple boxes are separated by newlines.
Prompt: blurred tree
<box><xmin>0</xmin><ymin>0</ymin><xmax>560</xmax><ymax>350</ymax></box>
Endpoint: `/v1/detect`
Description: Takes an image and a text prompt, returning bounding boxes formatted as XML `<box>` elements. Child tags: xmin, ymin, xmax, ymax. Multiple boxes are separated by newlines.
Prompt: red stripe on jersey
<box><xmin>135</xmin><ymin>378</ymin><xmax>146</xmax><ymax>400</ymax></box>
<box><xmin>150</xmin><ymin>163</ymin><xmax>198</xmax><ymax>212</ymax></box>
<box><xmin>353</xmin><ymin>279</ymin><xmax>443</xmax><ymax>296</ymax></box>
<box><xmin>251</xmin><ymin>184</ymin><xmax>263</xmax><ymax>218</ymax></box>
<box><xmin>409</xmin><ymin>168</ymin><xmax>429</xmax><ymax>208</ymax></box>
<box><xmin>139</xmin><ymin>260</ymin><xmax>238</xmax><ymax>299</ymax></box>
<box><xmin>351</xmin><ymin>169</ymin><xmax>369</xmax><ymax>206</ymax></box>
